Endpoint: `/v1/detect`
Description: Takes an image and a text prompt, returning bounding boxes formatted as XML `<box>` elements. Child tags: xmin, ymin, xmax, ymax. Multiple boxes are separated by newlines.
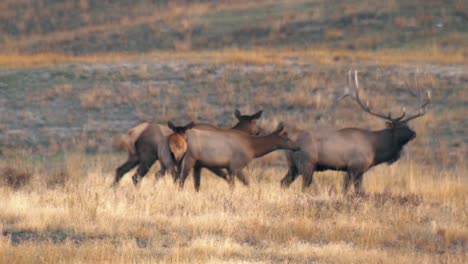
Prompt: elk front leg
<box><xmin>193</xmin><ymin>165</ymin><xmax>202</xmax><ymax>192</ymax></box>
<box><xmin>352</xmin><ymin>172</ymin><xmax>364</xmax><ymax>194</ymax></box>
<box><xmin>280</xmin><ymin>164</ymin><xmax>298</xmax><ymax>188</ymax></box>
<box><xmin>344</xmin><ymin>171</ymin><xmax>352</xmax><ymax>193</ymax></box>
<box><xmin>344</xmin><ymin>170</ymin><xmax>364</xmax><ymax>194</ymax></box>
<box><xmin>233</xmin><ymin>169</ymin><xmax>249</xmax><ymax>186</ymax></box>
<box><xmin>301</xmin><ymin>165</ymin><xmax>315</xmax><ymax>191</ymax></box>
<box><xmin>225</xmin><ymin>169</ymin><xmax>236</xmax><ymax>186</ymax></box>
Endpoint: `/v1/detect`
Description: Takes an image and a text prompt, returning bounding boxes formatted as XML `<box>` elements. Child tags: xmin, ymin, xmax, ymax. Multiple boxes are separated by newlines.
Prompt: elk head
<box><xmin>340</xmin><ymin>70</ymin><xmax>430</xmax><ymax>145</ymax></box>
<box><xmin>233</xmin><ymin>109</ymin><xmax>263</xmax><ymax>135</ymax></box>
<box><xmin>269</xmin><ymin>122</ymin><xmax>300</xmax><ymax>151</ymax></box>
<box><xmin>167</xmin><ymin>121</ymin><xmax>195</xmax><ymax>162</ymax></box>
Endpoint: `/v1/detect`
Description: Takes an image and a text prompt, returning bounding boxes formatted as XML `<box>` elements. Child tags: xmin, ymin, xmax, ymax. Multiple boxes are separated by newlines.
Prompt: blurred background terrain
<box><xmin>0</xmin><ymin>0</ymin><xmax>466</xmax><ymax>158</ymax></box>
<box><xmin>1</xmin><ymin>0</ymin><xmax>467</xmax><ymax>54</ymax></box>
<box><xmin>0</xmin><ymin>1</ymin><xmax>467</xmax><ymax>263</ymax></box>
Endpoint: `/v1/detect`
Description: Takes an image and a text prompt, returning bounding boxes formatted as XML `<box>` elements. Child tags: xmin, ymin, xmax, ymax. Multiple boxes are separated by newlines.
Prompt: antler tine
<box><xmin>393</xmin><ymin>111</ymin><xmax>406</xmax><ymax>122</ymax></box>
<box><xmin>400</xmin><ymin>73</ymin><xmax>431</xmax><ymax>123</ymax></box>
<box><xmin>400</xmin><ymin>90</ymin><xmax>430</xmax><ymax>123</ymax></box>
<box><xmin>336</xmin><ymin>70</ymin><xmax>353</xmax><ymax>101</ymax></box>
<box><xmin>349</xmin><ymin>71</ymin><xmax>394</xmax><ymax>121</ymax></box>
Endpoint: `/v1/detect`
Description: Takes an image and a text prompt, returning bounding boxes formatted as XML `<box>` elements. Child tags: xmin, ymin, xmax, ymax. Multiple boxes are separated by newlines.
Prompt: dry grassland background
<box><xmin>0</xmin><ymin>0</ymin><xmax>467</xmax><ymax>263</ymax></box>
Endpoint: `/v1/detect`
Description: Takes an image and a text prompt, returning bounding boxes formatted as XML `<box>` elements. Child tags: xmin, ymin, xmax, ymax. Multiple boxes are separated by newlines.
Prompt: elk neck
<box><xmin>231</xmin><ymin>121</ymin><xmax>248</xmax><ymax>131</ymax></box>
<box><xmin>248</xmin><ymin>134</ymin><xmax>283</xmax><ymax>158</ymax></box>
<box><xmin>371</xmin><ymin>129</ymin><xmax>404</xmax><ymax>165</ymax></box>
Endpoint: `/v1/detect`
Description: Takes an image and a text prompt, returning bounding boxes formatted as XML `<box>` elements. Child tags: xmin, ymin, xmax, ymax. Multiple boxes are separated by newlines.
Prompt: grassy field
<box><xmin>0</xmin><ymin>56</ymin><xmax>466</xmax><ymax>263</ymax></box>
<box><xmin>0</xmin><ymin>0</ymin><xmax>467</xmax><ymax>263</ymax></box>
<box><xmin>0</xmin><ymin>153</ymin><xmax>466</xmax><ymax>263</ymax></box>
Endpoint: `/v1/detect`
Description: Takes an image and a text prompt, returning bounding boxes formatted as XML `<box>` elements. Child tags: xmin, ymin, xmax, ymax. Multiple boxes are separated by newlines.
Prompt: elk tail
<box><xmin>169</xmin><ymin>133</ymin><xmax>188</xmax><ymax>163</ymax></box>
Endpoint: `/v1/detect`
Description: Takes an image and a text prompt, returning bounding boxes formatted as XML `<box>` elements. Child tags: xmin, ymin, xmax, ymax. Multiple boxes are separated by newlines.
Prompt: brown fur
<box><xmin>174</xmin><ymin>122</ymin><xmax>299</xmax><ymax>191</ymax></box>
<box><xmin>114</xmin><ymin>110</ymin><xmax>263</xmax><ymax>187</ymax></box>
<box><xmin>280</xmin><ymin>72</ymin><xmax>429</xmax><ymax>193</ymax></box>
<box><xmin>168</xmin><ymin>133</ymin><xmax>187</xmax><ymax>162</ymax></box>
<box><xmin>113</xmin><ymin>122</ymin><xmax>150</xmax><ymax>156</ymax></box>
<box><xmin>280</xmin><ymin>125</ymin><xmax>417</xmax><ymax>193</ymax></box>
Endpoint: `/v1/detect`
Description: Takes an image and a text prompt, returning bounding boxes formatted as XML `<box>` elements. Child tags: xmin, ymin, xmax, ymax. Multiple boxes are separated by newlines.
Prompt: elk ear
<box><xmin>234</xmin><ymin>109</ymin><xmax>242</xmax><ymax>119</ymax></box>
<box><xmin>279</xmin><ymin>130</ymin><xmax>288</xmax><ymax>137</ymax></box>
<box><xmin>185</xmin><ymin>121</ymin><xmax>195</xmax><ymax>130</ymax></box>
<box><xmin>274</xmin><ymin>122</ymin><xmax>285</xmax><ymax>134</ymax></box>
<box><xmin>385</xmin><ymin>121</ymin><xmax>394</xmax><ymax>128</ymax></box>
<box><xmin>168</xmin><ymin>121</ymin><xmax>176</xmax><ymax>131</ymax></box>
<box><xmin>251</xmin><ymin>110</ymin><xmax>263</xmax><ymax>120</ymax></box>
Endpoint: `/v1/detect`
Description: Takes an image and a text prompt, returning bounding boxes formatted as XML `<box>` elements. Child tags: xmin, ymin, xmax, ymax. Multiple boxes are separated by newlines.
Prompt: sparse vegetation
<box><xmin>0</xmin><ymin>0</ymin><xmax>466</xmax><ymax>263</ymax></box>
<box><xmin>0</xmin><ymin>155</ymin><xmax>466</xmax><ymax>263</ymax></box>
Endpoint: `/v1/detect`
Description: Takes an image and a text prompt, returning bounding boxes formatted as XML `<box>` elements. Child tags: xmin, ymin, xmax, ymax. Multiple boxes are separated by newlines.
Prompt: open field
<box><xmin>0</xmin><ymin>53</ymin><xmax>466</xmax><ymax>263</ymax></box>
<box><xmin>0</xmin><ymin>0</ymin><xmax>467</xmax><ymax>263</ymax></box>
<box><xmin>0</xmin><ymin>153</ymin><xmax>467</xmax><ymax>263</ymax></box>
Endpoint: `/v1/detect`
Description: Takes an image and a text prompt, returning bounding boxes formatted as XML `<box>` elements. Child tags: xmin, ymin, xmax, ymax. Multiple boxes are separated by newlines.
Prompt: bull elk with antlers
<box><xmin>280</xmin><ymin>71</ymin><xmax>430</xmax><ymax>193</ymax></box>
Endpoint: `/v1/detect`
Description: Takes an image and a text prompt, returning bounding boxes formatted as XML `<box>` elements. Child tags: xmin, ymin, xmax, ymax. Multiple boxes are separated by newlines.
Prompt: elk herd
<box><xmin>114</xmin><ymin>71</ymin><xmax>430</xmax><ymax>194</ymax></box>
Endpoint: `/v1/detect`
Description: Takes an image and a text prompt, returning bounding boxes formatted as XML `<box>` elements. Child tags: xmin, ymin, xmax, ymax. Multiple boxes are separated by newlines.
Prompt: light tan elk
<box><xmin>280</xmin><ymin>71</ymin><xmax>430</xmax><ymax>193</ymax></box>
<box><xmin>114</xmin><ymin>110</ymin><xmax>263</xmax><ymax>186</ymax></box>
<box><xmin>172</xmin><ymin>122</ymin><xmax>300</xmax><ymax>191</ymax></box>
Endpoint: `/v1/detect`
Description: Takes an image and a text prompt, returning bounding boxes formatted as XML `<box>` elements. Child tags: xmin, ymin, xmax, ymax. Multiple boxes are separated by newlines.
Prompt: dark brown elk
<box><xmin>280</xmin><ymin>71</ymin><xmax>430</xmax><ymax>193</ymax></box>
<box><xmin>113</xmin><ymin>110</ymin><xmax>263</xmax><ymax>186</ymax></box>
<box><xmin>172</xmin><ymin>122</ymin><xmax>300</xmax><ymax>191</ymax></box>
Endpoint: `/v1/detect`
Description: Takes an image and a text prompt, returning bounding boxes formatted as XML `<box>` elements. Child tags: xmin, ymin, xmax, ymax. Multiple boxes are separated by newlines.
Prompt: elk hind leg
<box><xmin>178</xmin><ymin>155</ymin><xmax>196</xmax><ymax>190</ymax></box>
<box><xmin>205</xmin><ymin>167</ymin><xmax>229</xmax><ymax>183</ymax></box>
<box><xmin>132</xmin><ymin>154</ymin><xmax>157</xmax><ymax>187</ymax></box>
<box><xmin>154</xmin><ymin>164</ymin><xmax>166</xmax><ymax>181</ymax></box>
<box><xmin>114</xmin><ymin>155</ymin><xmax>139</xmax><ymax>186</ymax></box>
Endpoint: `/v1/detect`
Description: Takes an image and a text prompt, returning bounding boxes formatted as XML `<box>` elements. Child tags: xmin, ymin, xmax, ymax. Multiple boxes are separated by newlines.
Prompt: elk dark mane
<box><xmin>281</xmin><ymin>71</ymin><xmax>430</xmax><ymax>193</ymax></box>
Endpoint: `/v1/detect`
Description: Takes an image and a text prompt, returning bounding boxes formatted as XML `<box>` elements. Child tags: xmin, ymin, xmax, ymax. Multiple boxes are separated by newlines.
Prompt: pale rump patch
<box><xmin>169</xmin><ymin>133</ymin><xmax>187</xmax><ymax>162</ymax></box>
<box><xmin>126</xmin><ymin>122</ymin><xmax>150</xmax><ymax>155</ymax></box>
<box><xmin>113</xmin><ymin>122</ymin><xmax>150</xmax><ymax>155</ymax></box>
<box><xmin>128</xmin><ymin>122</ymin><xmax>150</xmax><ymax>140</ymax></box>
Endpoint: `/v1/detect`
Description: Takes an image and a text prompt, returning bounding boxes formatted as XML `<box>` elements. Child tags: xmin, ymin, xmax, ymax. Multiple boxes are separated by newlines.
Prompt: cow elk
<box><xmin>172</xmin><ymin>122</ymin><xmax>300</xmax><ymax>191</ymax></box>
<box><xmin>114</xmin><ymin>110</ymin><xmax>263</xmax><ymax>187</ymax></box>
<box><xmin>280</xmin><ymin>71</ymin><xmax>430</xmax><ymax>193</ymax></box>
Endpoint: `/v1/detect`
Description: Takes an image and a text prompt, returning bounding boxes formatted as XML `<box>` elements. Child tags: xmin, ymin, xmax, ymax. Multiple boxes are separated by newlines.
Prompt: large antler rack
<box><xmin>399</xmin><ymin>74</ymin><xmax>431</xmax><ymax>123</ymax></box>
<box><xmin>339</xmin><ymin>71</ymin><xmax>406</xmax><ymax>123</ymax></box>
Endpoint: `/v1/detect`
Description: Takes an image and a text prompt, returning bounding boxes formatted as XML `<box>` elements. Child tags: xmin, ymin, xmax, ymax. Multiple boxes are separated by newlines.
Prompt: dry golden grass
<box><xmin>79</xmin><ymin>87</ymin><xmax>113</xmax><ymax>110</ymax></box>
<box><xmin>1</xmin><ymin>46</ymin><xmax>466</xmax><ymax>70</ymax></box>
<box><xmin>0</xmin><ymin>152</ymin><xmax>466</xmax><ymax>263</ymax></box>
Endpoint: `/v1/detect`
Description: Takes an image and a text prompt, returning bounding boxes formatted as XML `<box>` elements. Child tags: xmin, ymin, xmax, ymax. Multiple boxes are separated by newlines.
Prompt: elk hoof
<box><xmin>132</xmin><ymin>174</ymin><xmax>141</xmax><ymax>186</ymax></box>
<box><xmin>280</xmin><ymin>179</ymin><xmax>290</xmax><ymax>189</ymax></box>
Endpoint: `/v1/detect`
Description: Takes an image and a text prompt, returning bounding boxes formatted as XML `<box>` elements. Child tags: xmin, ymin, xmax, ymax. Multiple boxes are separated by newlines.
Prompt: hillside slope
<box><xmin>1</xmin><ymin>0</ymin><xmax>467</xmax><ymax>54</ymax></box>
